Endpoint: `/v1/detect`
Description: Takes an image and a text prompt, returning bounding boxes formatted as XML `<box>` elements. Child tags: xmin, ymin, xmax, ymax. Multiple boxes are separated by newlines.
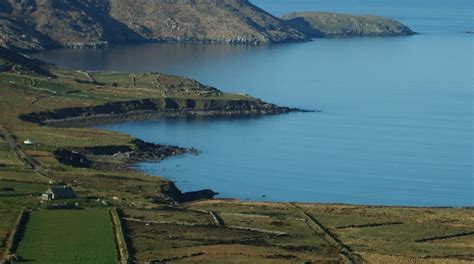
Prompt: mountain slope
<box><xmin>0</xmin><ymin>0</ymin><xmax>145</xmax><ymax>51</ymax></box>
<box><xmin>282</xmin><ymin>12</ymin><xmax>415</xmax><ymax>38</ymax></box>
<box><xmin>108</xmin><ymin>0</ymin><xmax>308</xmax><ymax>44</ymax></box>
<box><xmin>0</xmin><ymin>0</ymin><xmax>308</xmax><ymax>52</ymax></box>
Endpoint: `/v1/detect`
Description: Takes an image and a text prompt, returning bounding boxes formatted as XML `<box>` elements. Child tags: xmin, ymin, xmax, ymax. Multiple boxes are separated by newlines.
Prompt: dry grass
<box><xmin>0</xmin><ymin>209</ymin><xmax>20</xmax><ymax>258</ymax></box>
<box><xmin>123</xmin><ymin>205</ymin><xmax>342</xmax><ymax>263</ymax></box>
<box><xmin>123</xmin><ymin>208</ymin><xmax>212</xmax><ymax>226</ymax></box>
<box><xmin>361</xmin><ymin>253</ymin><xmax>474</xmax><ymax>264</ymax></box>
<box><xmin>297</xmin><ymin>203</ymin><xmax>474</xmax><ymax>261</ymax></box>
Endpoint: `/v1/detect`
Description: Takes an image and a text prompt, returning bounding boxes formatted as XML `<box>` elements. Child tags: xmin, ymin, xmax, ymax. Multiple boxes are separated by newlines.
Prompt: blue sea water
<box><xmin>33</xmin><ymin>0</ymin><xmax>473</xmax><ymax>206</ymax></box>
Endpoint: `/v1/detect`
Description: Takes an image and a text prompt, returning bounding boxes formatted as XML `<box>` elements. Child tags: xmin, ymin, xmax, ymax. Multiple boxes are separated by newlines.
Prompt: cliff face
<box><xmin>19</xmin><ymin>97</ymin><xmax>299</xmax><ymax>127</ymax></box>
<box><xmin>282</xmin><ymin>12</ymin><xmax>415</xmax><ymax>38</ymax></box>
<box><xmin>0</xmin><ymin>0</ymin><xmax>308</xmax><ymax>51</ymax></box>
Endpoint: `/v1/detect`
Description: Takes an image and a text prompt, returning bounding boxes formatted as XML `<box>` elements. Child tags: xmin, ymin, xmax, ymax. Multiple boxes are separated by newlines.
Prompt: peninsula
<box><xmin>282</xmin><ymin>12</ymin><xmax>416</xmax><ymax>38</ymax></box>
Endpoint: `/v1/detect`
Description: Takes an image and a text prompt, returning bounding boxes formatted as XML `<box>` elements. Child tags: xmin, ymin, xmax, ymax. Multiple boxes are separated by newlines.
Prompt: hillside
<box><xmin>0</xmin><ymin>47</ymin><xmax>53</xmax><ymax>76</ymax></box>
<box><xmin>0</xmin><ymin>1</ymin><xmax>418</xmax><ymax>52</ymax></box>
<box><xmin>282</xmin><ymin>12</ymin><xmax>415</xmax><ymax>38</ymax></box>
<box><xmin>0</xmin><ymin>0</ymin><xmax>308</xmax><ymax>52</ymax></box>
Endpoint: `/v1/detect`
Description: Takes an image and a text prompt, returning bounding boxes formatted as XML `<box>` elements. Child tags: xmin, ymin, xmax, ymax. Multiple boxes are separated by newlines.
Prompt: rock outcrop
<box><xmin>53</xmin><ymin>139</ymin><xmax>195</xmax><ymax>169</ymax></box>
<box><xmin>282</xmin><ymin>12</ymin><xmax>415</xmax><ymax>38</ymax></box>
<box><xmin>160</xmin><ymin>181</ymin><xmax>218</xmax><ymax>203</ymax></box>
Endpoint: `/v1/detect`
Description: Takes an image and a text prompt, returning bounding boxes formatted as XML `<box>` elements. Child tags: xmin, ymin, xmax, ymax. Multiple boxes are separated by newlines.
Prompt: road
<box><xmin>0</xmin><ymin>124</ymin><xmax>51</xmax><ymax>179</ymax></box>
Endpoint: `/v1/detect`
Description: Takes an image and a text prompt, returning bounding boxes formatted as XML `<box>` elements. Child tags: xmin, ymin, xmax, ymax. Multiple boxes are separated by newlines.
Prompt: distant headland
<box><xmin>282</xmin><ymin>12</ymin><xmax>416</xmax><ymax>38</ymax></box>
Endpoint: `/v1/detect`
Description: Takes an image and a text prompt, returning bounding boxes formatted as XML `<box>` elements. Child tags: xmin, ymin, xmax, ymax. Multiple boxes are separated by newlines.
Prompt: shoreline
<box><xmin>21</xmin><ymin>38</ymin><xmax>313</xmax><ymax>54</ymax></box>
<box><xmin>23</xmin><ymin>101</ymin><xmax>313</xmax><ymax>203</ymax></box>
<box><xmin>23</xmin><ymin>103</ymin><xmax>470</xmax><ymax>208</ymax></box>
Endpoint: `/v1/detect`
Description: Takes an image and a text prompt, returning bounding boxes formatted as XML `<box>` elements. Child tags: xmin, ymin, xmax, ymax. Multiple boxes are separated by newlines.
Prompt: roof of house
<box><xmin>46</xmin><ymin>186</ymin><xmax>76</xmax><ymax>197</ymax></box>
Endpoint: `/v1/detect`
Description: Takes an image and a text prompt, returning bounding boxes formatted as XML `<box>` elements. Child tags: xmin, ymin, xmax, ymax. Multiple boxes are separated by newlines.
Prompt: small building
<box><xmin>42</xmin><ymin>186</ymin><xmax>76</xmax><ymax>201</ymax></box>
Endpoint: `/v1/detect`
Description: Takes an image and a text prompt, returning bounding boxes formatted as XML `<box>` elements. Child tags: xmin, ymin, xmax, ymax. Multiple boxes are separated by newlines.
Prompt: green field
<box><xmin>17</xmin><ymin>210</ymin><xmax>117</xmax><ymax>264</ymax></box>
<box><xmin>0</xmin><ymin>138</ymin><xmax>22</xmax><ymax>167</ymax></box>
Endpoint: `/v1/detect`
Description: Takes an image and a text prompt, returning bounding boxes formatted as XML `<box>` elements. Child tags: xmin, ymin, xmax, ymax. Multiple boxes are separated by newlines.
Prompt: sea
<box><xmin>33</xmin><ymin>0</ymin><xmax>474</xmax><ymax>206</ymax></box>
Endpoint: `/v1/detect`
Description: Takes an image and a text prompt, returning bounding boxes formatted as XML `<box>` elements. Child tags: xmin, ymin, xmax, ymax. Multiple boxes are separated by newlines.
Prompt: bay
<box><xmin>33</xmin><ymin>0</ymin><xmax>473</xmax><ymax>206</ymax></box>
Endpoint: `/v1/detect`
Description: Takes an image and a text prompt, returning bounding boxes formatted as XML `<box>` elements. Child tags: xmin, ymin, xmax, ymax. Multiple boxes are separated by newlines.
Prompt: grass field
<box><xmin>0</xmin><ymin>181</ymin><xmax>47</xmax><ymax>211</ymax></box>
<box><xmin>0</xmin><ymin>138</ymin><xmax>22</xmax><ymax>167</ymax></box>
<box><xmin>299</xmin><ymin>204</ymin><xmax>474</xmax><ymax>259</ymax></box>
<box><xmin>122</xmin><ymin>205</ymin><xmax>342</xmax><ymax>263</ymax></box>
<box><xmin>16</xmin><ymin>210</ymin><xmax>117</xmax><ymax>264</ymax></box>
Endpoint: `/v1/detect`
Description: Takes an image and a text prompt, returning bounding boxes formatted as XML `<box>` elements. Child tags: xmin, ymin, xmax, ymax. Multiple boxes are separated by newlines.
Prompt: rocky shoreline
<box><xmin>24</xmin><ymin>108</ymin><xmax>312</xmax><ymax>128</ymax></box>
<box><xmin>32</xmin><ymin>98</ymin><xmax>314</xmax><ymax>202</ymax></box>
<box><xmin>20</xmin><ymin>98</ymin><xmax>314</xmax><ymax>128</ymax></box>
<box><xmin>53</xmin><ymin>139</ymin><xmax>198</xmax><ymax>169</ymax></box>
<box><xmin>52</xmin><ymin>139</ymin><xmax>214</xmax><ymax>203</ymax></box>
<box><xmin>2</xmin><ymin>47</ymin><xmax>316</xmax><ymax>203</ymax></box>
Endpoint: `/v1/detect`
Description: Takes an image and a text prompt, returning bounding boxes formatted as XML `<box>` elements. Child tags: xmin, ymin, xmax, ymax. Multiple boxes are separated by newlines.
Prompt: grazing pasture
<box><xmin>17</xmin><ymin>209</ymin><xmax>117</xmax><ymax>264</ymax></box>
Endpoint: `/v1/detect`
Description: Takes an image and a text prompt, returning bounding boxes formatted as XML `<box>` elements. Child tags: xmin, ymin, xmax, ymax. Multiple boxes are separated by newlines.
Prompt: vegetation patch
<box><xmin>0</xmin><ymin>181</ymin><xmax>47</xmax><ymax>200</ymax></box>
<box><xmin>16</xmin><ymin>210</ymin><xmax>117</xmax><ymax>263</ymax></box>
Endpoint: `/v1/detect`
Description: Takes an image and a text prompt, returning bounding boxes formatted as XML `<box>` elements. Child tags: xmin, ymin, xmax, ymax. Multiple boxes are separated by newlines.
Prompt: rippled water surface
<box><xmin>34</xmin><ymin>0</ymin><xmax>473</xmax><ymax>206</ymax></box>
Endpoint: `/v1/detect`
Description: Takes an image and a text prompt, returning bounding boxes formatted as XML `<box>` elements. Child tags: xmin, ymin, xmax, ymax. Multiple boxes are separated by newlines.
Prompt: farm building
<box><xmin>42</xmin><ymin>186</ymin><xmax>76</xmax><ymax>201</ymax></box>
